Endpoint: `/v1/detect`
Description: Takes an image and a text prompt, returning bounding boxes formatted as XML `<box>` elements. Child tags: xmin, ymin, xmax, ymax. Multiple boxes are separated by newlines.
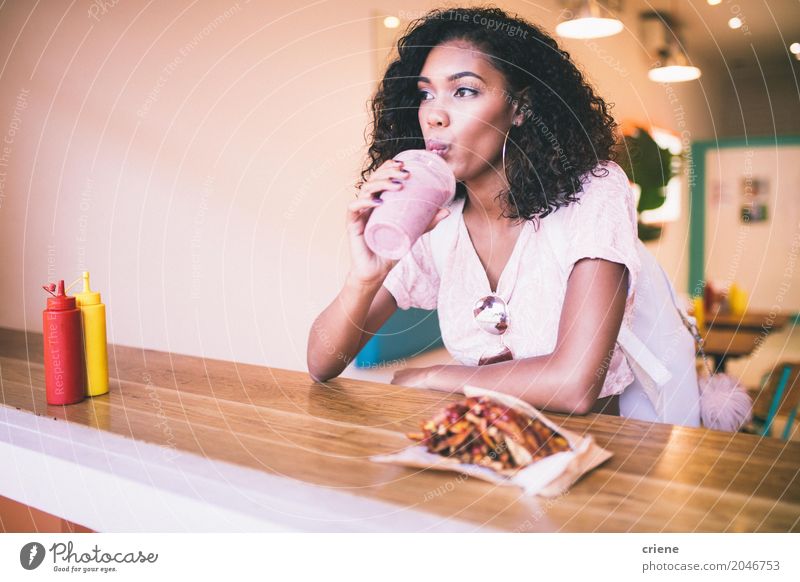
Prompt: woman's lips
<box><xmin>426</xmin><ymin>140</ymin><xmax>450</xmax><ymax>157</ymax></box>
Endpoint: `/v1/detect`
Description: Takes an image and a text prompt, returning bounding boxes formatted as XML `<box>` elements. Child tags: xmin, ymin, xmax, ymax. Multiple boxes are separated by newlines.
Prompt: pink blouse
<box><xmin>382</xmin><ymin>161</ymin><xmax>641</xmax><ymax>399</ymax></box>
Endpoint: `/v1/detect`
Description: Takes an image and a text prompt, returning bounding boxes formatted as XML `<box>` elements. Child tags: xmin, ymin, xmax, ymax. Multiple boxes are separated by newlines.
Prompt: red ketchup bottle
<box><xmin>42</xmin><ymin>280</ymin><xmax>86</xmax><ymax>405</ymax></box>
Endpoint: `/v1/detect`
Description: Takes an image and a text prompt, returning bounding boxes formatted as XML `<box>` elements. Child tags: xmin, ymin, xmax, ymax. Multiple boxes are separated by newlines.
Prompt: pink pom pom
<box><xmin>699</xmin><ymin>374</ymin><xmax>752</xmax><ymax>432</ymax></box>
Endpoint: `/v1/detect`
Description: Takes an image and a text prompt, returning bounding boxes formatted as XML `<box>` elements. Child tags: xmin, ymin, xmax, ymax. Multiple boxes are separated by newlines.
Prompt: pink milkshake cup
<box><xmin>364</xmin><ymin>149</ymin><xmax>456</xmax><ymax>260</ymax></box>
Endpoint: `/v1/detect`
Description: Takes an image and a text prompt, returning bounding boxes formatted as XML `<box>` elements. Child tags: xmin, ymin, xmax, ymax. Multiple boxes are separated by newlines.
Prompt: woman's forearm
<box><xmin>423</xmin><ymin>352</ymin><xmax>605</xmax><ymax>415</ymax></box>
<box><xmin>425</xmin><ymin>259</ymin><xmax>627</xmax><ymax>414</ymax></box>
<box><xmin>307</xmin><ymin>274</ymin><xmax>383</xmax><ymax>382</ymax></box>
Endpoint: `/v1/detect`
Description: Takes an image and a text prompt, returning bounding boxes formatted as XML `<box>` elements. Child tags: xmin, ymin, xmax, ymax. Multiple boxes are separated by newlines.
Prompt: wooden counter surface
<box><xmin>706</xmin><ymin>311</ymin><xmax>791</xmax><ymax>331</ymax></box>
<box><xmin>1</xmin><ymin>328</ymin><xmax>798</xmax><ymax>532</ymax></box>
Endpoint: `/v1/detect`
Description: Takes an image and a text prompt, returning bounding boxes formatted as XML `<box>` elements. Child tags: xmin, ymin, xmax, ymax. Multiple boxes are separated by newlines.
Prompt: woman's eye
<box><xmin>455</xmin><ymin>86</ymin><xmax>478</xmax><ymax>97</ymax></box>
<box><xmin>417</xmin><ymin>86</ymin><xmax>478</xmax><ymax>101</ymax></box>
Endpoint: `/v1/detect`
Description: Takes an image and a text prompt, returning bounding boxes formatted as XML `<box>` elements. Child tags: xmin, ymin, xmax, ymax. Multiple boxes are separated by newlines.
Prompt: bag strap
<box><xmin>645</xmin><ymin>240</ymin><xmax>715</xmax><ymax>376</ymax></box>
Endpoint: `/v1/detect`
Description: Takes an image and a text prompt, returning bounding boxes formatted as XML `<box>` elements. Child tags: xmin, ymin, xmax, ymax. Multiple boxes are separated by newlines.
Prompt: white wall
<box><xmin>705</xmin><ymin>145</ymin><xmax>800</xmax><ymax>312</ymax></box>
<box><xmin>0</xmin><ymin>0</ymin><xmax>719</xmax><ymax>371</ymax></box>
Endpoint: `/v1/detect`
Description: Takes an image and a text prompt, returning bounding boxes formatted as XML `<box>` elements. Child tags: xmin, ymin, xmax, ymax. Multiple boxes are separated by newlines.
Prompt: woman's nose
<box><xmin>426</xmin><ymin>108</ymin><xmax>448</xmax><ymax>128</ymax></box>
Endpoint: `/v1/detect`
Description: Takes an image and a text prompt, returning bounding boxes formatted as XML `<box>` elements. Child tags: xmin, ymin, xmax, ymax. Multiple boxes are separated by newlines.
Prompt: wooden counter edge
<box><xmin>0</xmin><ymin>405</ymin><xmax>482</xmax><ymax>533</ymax></box>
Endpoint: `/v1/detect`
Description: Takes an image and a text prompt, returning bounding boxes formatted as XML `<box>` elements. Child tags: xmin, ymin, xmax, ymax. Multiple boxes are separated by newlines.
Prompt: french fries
<box><xmin>406</xmin><ymin>396</ymin><xmax>571</xmax><ymax>472</ymax></box>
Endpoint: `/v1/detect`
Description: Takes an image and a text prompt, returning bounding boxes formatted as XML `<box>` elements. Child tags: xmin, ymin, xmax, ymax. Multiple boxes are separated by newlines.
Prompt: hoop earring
<box><xmin>501</xmin><ymin>124</ymin><xmax>514</xmax><ymax>186</ymax></box>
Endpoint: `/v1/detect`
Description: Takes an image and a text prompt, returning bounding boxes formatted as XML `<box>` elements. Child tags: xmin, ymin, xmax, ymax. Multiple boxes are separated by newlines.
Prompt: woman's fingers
<box><xmin>358</xmin><ymin>177</ymin><xmax>405</xmax><ymax>199</ymax></box>
<box><xmin>348</xmin><ymin>197</ymin><xmax>383</xmax><ymax>212</ymax></box>
<box><xmin>346</xmin><ymin>197</ymin><xmax>383</xmax><ymax>223</ymax></box>
<box><xmin>356</xmin><ymin>161</ymin><xmax>409</xmax><ymax>200</ymax></box>
<box><xmin>373</xmin><ymin>164</ymin><xmax>409</xmax><ymax>184</ymax></box>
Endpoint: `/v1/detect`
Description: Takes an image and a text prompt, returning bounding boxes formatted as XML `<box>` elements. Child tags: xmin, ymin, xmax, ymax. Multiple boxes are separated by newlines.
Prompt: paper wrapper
<box><xmin>371</xmin><ymin>385</ymin><xmax>612</xmax><ymax>497</ymax></box>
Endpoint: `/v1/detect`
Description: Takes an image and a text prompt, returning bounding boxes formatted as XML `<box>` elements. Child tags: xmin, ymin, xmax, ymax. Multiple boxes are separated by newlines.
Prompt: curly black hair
<box><xmin>360</xmin><ymin>6</ymin><xmax>618</xmax><ymax>225</ymax></box>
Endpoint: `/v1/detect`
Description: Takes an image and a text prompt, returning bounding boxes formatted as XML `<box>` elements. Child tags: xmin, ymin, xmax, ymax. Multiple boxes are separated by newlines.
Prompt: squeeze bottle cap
<box><xmin>43</xmin><ymin>280</ymin><xmax>76</xmax><ymax>311</ymax></box>
<box><xmin>74</xmin><ymin>271</ymin><xmax>101</xmax><ymax>306</ymax></box>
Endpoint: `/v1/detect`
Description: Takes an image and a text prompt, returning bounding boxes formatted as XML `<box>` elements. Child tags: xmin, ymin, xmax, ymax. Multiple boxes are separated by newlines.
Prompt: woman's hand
<box><xmin>390</xmin><ymin>366</ymin><xmax>435</xmax><ymax>389</ymax></box>
<box><xmin>346</xmin><ymin>159</ymin><xmax>451</xmax><ymax>285</ymax></box>
<box><xmin>390</xmin><ymin>364</ymin><xmax>462</xmax><ymax>391</ymax></box>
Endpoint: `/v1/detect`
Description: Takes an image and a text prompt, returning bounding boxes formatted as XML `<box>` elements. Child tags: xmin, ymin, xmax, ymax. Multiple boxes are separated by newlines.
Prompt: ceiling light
<box><xmin>706</xmin><ymin>0</ymin><xmax>721</xmax><ymax>5</ymax></box>
<box><xmin>649</xmin><ymin>43</ymin><xmax>701</xmax><ymax>82</ymax></box>
<box><xmin>641</xmin><ymin>11</ymin><xmax>701</xmax><ymax>83</ymax></box>
<box><xmin>556</xmin><ymin>0</ymin><xmax>624</xmax><ymax>39</ymax></box>
<box><xmin>790</xmin><ymin>42</ymin><xmax>800</xmax><ymax>54</ymax></box>
<box><xmin>383</xmin><ymin>16</ymin><xmax>400</xmax><ymax>29</ymax></box>
<box><xmin>728</xmin><ymin>17</ymin><xmax>742</xmax><ymax>29</ymax></box>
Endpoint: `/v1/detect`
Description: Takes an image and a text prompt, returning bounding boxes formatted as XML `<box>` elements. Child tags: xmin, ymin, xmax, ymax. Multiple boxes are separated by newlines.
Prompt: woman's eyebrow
<box><xmin>416</xmin><ymin>71</ymin><xmax>487</xmax><ymax>84</ymax></box>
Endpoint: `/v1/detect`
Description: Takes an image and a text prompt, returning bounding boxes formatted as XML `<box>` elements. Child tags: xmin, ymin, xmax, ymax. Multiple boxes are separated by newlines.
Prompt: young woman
<box><xmin>307</xmin><ymin>7</ymin><xmax>668</xmax><ymax>418</ymax></box>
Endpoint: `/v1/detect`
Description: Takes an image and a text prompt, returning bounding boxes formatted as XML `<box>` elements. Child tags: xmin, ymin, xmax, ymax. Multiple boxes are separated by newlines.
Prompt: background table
<box><xmin>701</xmin><ymin>328</ymin><xmax>763</xmax><ymax>373</ymax></box>
<box><xmin>1</xmin><ymin>327</ymin><xmax>798</xmax><ymax>532</ymax></box>
<box><xmin>706</xmin><ymin>311</ymin><xmax>790</xmax><ymax>332</ymax></box>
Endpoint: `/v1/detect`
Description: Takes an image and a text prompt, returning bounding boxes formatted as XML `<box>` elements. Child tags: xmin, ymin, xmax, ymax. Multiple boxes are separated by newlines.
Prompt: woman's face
<box><xmin>417</xmin><ymin>40</ymin><xmax>517</xmax><ymax>182</ymax></box>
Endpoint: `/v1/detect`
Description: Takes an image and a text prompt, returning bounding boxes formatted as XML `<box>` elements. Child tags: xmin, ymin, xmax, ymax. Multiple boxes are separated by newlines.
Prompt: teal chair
<box><xmin>354</xmin><ymin>308</ymin><xmax>443</xmax><ymax>368</ymax></box>
<box><xmin>754</xmin><ymin>362</ymin><xmax>799</xmax><ymax>440</ymax></box>
<box><xmin>780</xmin><ymin>405</ymin><xmax>798</xmax><ymax>440</ymax></box>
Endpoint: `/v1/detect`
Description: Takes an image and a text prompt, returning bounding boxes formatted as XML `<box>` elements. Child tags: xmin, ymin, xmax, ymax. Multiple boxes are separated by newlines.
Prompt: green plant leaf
<box><xmin>638</xmin><ymin>185</ymin><xmax>667</xmax><ymax>213</ymax></box>
<box><xmin>637</xmin><ymin>222</ymin><xmax>663</xmax><ymax>242</ymax></box>
<box><xmin>616</xmin><ymin>126</ymin><xmax>675</xmax><ymax>237</ymax></box>
<box><xmin>617</xmin><ymin>126</ymin><xmax>674</xmax><ymax>193</ymax></box>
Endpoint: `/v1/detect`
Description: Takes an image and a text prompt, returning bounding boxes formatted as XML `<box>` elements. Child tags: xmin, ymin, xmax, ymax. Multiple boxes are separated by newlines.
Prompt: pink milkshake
<box><xmin>365</xmin><ymin>149</ymin><xmax>456</xmax><ymax>260</ymax></box>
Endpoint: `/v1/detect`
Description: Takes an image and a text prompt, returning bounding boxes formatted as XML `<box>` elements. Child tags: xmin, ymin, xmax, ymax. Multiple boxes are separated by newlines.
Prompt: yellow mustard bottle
<box><xmin>74</xmin><ymin>271</ymin><xmax>109</xmax><ymax>397</ymax></box>
<box><xmin>729</xmin><ymin>282</ymin><xmax>748</xmax><ymax>316</ymax></box>
<box><xmin>692</xmin><ymin>296</ymin><xmax>705</xmax><ymax>332</ymax></box>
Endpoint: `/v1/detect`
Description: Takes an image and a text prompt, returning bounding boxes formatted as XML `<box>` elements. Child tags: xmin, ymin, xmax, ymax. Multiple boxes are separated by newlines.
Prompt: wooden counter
<box><xmin>1</xmin><ymin>328</ymin><xmax>798</xmax><ymax>532</ymax></box>
<box><xmin>706</xmin><ymin>311</ymin><xmax>791</xmax><ymax>331</ymax></box>
<box><xmin>700</xmin><ymin>328</ymin><xmax>764</xmax><ymax>373</ymax></box>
